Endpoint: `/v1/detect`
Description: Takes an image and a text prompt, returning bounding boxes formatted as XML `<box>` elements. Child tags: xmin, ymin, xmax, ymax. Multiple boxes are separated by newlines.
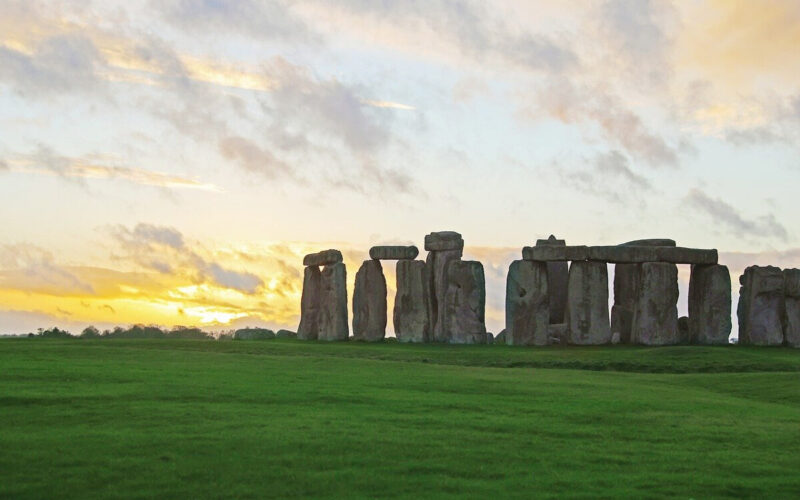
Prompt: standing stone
<box><xmin>536</xmin><ymin>235</ymin><xmax>568</xmax><ymax>324</ymax></box>
<box><xmin>565</xmin><ymin>261</ymin><xmax>611</xmax><ymax>345</ymax></box>
<box><xmin>352</xmin><ymin>260</ymin><xmax>387</xmax><ymax>342</ymax></box>
<box><xmin>688</xmin><ymin>264</ymin><xmax>732</xmax><ymax>345</ymax></box>
<box><xmin>610</xmin><ymin>264</ymin><xmax>639</xmax><ymax>344</ymax></box>
<box><xmin>318</xmin><ymin>262</ymin><xmax>348</xmax><ymax>341</ymax></box>
<box><xmin>678</xmin><ymin>316</ymin><xmax>690</xmax><ymax>344</ymax></box>
<box><xmin>631</xmin><ymin>262</ymin><xmax>679</xmax><ymax>345</ymax></box>
<box><xmin>737</xmin><ymin>266</ymin><xmax>784</xmax><ymax>346</ymax></box>
<box><xmin>495</xmin><ymin>329</ymin><xmax>507</xmax><ymax>345</ymax></box>
<box><xmin>505</xmin><ymin>260</ymin><xmax>549</xmax><ymax>346</ymax></box>
<box><xmin>297</xmin><ymin>266</ymin><xmax>321</xmax><ymax>340</ymax></box>
<box><xmin>426</xmin><ymin>250</ymin><xmax>463</xmax><ymax>342</ymax></box>
<box><xmin>610</xmin><ymin>239</ymin><xmax>676</xmax><ymax>344</ymax></box>
<box><xmin>393</xmin><ymin>260</ymin><xmax>430</xmax><ymax>343</ymax></box>
<box><xmin>443</xmin><ymin>260</ymin><xmax>486</xmax><ymax>344</ymax></box>
<box><xmin>783</xmin><ymin>269</ymin><xmax>800</xmax><ymax>348</ymax></box>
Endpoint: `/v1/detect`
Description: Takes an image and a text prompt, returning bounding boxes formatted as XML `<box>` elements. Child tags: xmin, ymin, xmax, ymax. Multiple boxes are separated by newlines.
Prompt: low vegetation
<box><xmin>1</xmin><ymin>339</ymin><xmax>798</xmax><ymax>498</ymax></box>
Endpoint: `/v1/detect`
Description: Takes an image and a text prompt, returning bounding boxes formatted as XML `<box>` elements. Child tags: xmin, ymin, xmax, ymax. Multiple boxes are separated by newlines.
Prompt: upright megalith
<box><xmin>505</xmin><ymin>260</ymin><xmax>549</xmax><ymax>346</ymax></box>
<box><xmin>297</xmin><ymin>266</ymin><xmax>321</xmax><ymax>340</ymax></box>
<box><xmin>394</xmin><ymin>260</ymin><xmax>429</xmax><ymax>343</ymax></box>
<box><xmin>352</xmin><ymin>260</ymin><xmax>387</xmax><ymax>342</ymax></box>
<box><xmin>443</xmin><ymin>260</ymin><xmax>486</xmax><ymax>344</ymax></box>
<box><xmin>318</xmin><ymin>262</ymin><xmax>349</xmax><ymax>341</ymax></box>
<box><xmin>535</xmin><ymin>235</ymin><xmax>568</xmax><ymax>324</ymax></box>
<box><xmin>610</xmin><ymin>238</ymin><xmax>676</xmax><ymax>343</ymax></box>
<box><xmin>424</xmin><ymin>231</ymin><xmax>464</xmax><ymax>342</ymax></box>
<box><xmin>631</xmin><ymin>262</ymin><xmax>679</xmax><ymax>345</ymax></box>
<box><xmin>783</xmin><ymin>269</ymin><xmax>800</xmax><ymax>347</ymax></box>
<box><xmin>565</xmin><ymin>261</ymin><xmax>610</xmax><ymax>345</ymax></box>
<box><xmin>688</xmin><ymin>264</ymin><xmax>732</xmax><ymax>345</ymax></box>
<box><xmin>737</xmin><ymin>266</ymin><xmax>784</xmax><ymax>346</ymax></box>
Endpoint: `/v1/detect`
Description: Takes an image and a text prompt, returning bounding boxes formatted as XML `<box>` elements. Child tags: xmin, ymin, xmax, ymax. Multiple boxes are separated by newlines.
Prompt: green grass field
<box><xmin>1</xmin><ymin>339</ymin><xmax>799</xmax><ymax>499</ymax></box>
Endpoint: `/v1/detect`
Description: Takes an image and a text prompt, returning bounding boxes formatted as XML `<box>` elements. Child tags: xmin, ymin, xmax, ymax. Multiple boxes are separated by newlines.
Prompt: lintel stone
<box><xmin>303</xmin><ymin>249</ymin><xmax>343</xmax><ymax>267</ymax></box>
<box><xmin>369</xmin><ymin>245</ymin><xmax>419</xmax><ymax>260</ymax></box>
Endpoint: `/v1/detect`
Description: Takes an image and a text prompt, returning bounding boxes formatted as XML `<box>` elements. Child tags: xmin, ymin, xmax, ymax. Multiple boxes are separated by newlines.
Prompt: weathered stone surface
<box><xmin>535</xmin><ymin>235</ymin><xmax>568</xmax><ymax>324</ymax></box>
<box><xmin>303</xmin><ymin>249</ymin><xmax>343</xmax><ymax>267</ymax></box>
<box><xmin>631</xmin><ymin>263</ymin><xmax>679</xmax><ymax>345</ymax></box>
<box><xmin>688</xmin><ymin>264</ymin><xmax>732</xmax><ymax>345</ymax></box>
<box><xmin>610</xmin><ymin>331</ymin><xmax>621</xmax><ymax>344</ymax></box>
<box><xmin>318</xmin><ymin>263</ymin><xmax>349</xmax><ymax>341</ymax></box>
<box><xmin>424</xmin><ymin>231</ymin><xmax>464</xmax><ymax>251</ymax></box>
<box><xmin>495</xmin><ymin>329</ymin><xmax>506</xmax><ymax>345</ymax></box>
<box><xmin>588</xmin><ymin>246</ymin><xmax>659</xmax><ymax>263</ymax></box>
<box><xmin>622</xmin><ymin>238</ymin><xmax>676</xmax><ymax>247</ymax></box>
<box><xmin>737</xmin><ymin>266</ymin><xmax>784</xmax><ymax>346</ymax></box>
<box><xmin>566</xmin><ymin>261</ymin><xmax>611</xmax><ymax>345</ymax></box>
<box><xmin>522</xmin><ymin>245</ymin><xmax>588</xmax><ymax>262</ymax></box>
<box><xmin>352</xmin><ymin>260</ymin><xmax>387</xmax><ymax>342</ymax></box>
<box><xmin>393</xmin><ymin>260</ymin><xmax>429</xmax><ymax>343</ymax></box>
<box><xmin>548</xmin><ymin>323</ymin><xmax>568</xmax><ymax>345</ymax></box>
<box><xmin>678</xmin><ymin>316</ymin><xmax>690</xmax><ymax>344</ymax></box>
<box><xmin>276</xmin><ymin>329</ymin><xmax>296</xmax><ymax>338</ymax></box>
<box><xmin>297</xmin><ymin>266</ymin><xmax>321</xmax><ymax>340</ymax></box>
<box><xmin>784</xmin><ymin>269</ymin><xmax>800</xmax><ymax>347</ymax></box>
<box><xmin>505</xmin><ymin>260</ymin><xmax>549</xmax><ymax>346</ymax></box>
<box><xmin>610</xmin><ymin>263</ymin><xmax>639</xmax><ymax>344</ymax></box>
<box><xmin>443</xmin><ymin>260</ymin><xmax>486</xmax><ymax>344</ymax></box>
<box><xmin>426</xmin><ymin>248</ymin><xmax>463</xmax><ymax>342</ymax></box>
<box><xmin>486</xmin><ymin>332</ymin><xmax>494</xmax><ymax>344</ymax></box>
<box><xmin>656</xmin><ymin>247</ymin><xmax>717</xmax><ymax>265</ymax></box>
<box><xmin>369</xmin><ymin>246</ymin><xmax>419</xmax><ymax>260</ymax></box>
<box><xmin>234</xmin><ymin>328</ymin><xmax>275</xmax><ymax>340</ymax></box>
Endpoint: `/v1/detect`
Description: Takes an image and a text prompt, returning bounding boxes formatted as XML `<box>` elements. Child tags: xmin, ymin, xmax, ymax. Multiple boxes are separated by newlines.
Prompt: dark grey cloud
<box><xmin>109</xmin><ymin>223</ymin><xmax>264</xmax><ymax>294</ymax></box>
<box><xmin>218</xmin><ymin>136</ymin><xmax>293</xmax><ymax>180</ymax></box>
<box><xmin>686</xmin><ymin>188</ymin><xmax>788</xmax><ymax>241</ymax></box>
<box><xmin>549</xmin><ymin>150</ymin><xmax>653</xmax><ymax>205</ymax></box>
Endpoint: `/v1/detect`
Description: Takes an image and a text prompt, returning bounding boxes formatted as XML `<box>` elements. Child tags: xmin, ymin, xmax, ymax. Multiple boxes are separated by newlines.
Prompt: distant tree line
<box><xmin>10</xmin><ymin>325</ymin><xmax>296</xmax><ymax>341</ymax></box>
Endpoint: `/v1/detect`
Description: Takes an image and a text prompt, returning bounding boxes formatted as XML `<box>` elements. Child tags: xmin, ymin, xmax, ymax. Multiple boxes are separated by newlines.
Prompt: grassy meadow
<box><xmin>1</xmin><ymin>339</ymin><xmax>799</xmax><ymax>498</ymax></box>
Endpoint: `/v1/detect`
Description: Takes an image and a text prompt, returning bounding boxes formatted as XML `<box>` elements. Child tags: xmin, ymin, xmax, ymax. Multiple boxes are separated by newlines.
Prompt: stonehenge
<box><xmin>295</xmin><ymin>232</ymin><xmax>795</xmax><ymax>348</ymax></box>
<box><xmin>394</xmin><ymin>260</ymin><xmax>429</xmax><ymax>342</ymax></box>
<box><xmin>565</xmin><ymin>261</ymin><xmax>611</xmax><ymax>345</ymax></box>
<box><xmin>352</xmin><ymin>260</ymin><xmax>387</xmax><ymax>341</ymax></box>
<box><xmin>505</xmin><ymin>260</ymin><xmax>549</xmax><ymax>345</ymax></box>
<box><xmin>688</xmin><ymin>264</ymin><xmax>732</xmax><ymax>345</ymax></box>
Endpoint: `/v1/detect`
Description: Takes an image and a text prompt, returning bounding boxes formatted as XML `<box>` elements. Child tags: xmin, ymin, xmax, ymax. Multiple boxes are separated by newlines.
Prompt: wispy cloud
<box><xmin>6</xmin><ymin>145</ymin><xmax>221</xmax><ymax>191</ymax></box>
<box><xmin>364</xmin><ymin>100</ymin><xmax>415</xmax><ymax>110</ymax></box>
<box><xmin>686</xmin><ymin>188</ymin><xmax>789</xmax><ymax>241</ymax></box>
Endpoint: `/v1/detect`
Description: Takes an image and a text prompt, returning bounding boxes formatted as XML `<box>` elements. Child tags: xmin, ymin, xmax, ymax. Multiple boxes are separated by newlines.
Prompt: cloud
<box><xmin>110</xmin><ymin>223</ymin><xmax>264</xmax><ymax>294</ymax></box>
<box><xmin>364</xmin><ymin>100</ymin><xmax>415</xmax><ymax>110</ymax></box>
<box><xmin>0</xmin><ymin>34</ymin><xmax>104</xmax><ymax>97</ymax></box>
<box><xmin>0</xmin><ymin>244</ymin><xmax>94</xmax><ymax>294</ymax></box>
<box><xmin>547</xmin><ymin>150</ymin><xmax>653</xmax><ymax>204</ymax></box>
<box><xmin>0</xmin><ymin>160</ymin><xmax>7</xmax><ymax>171</ymax></box>
<box><xmin>6</xmin><ymin>145</ymin><xmax>221</xmax><ymax>191</ymax></box>
<box><xmin>686</xmin><ymin>188</ymin><xmax>788</xmax><ymax>241</ymax></box>
<box><xmin>218</xmin><ymin>136</ymin><xmax>294</xmax><ymax>180</ymax></box>
<box><xmin>156</xmin><ymin>0</ymin><xmax>316</xmax><ymax>44</ymax></box>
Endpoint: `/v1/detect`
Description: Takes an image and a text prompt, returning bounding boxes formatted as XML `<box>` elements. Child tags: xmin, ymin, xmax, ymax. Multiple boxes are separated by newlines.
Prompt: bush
<box><xmin>234</xmin><ymin>328</ymin><xmax>275</xmax><ymax>340</ymax></box>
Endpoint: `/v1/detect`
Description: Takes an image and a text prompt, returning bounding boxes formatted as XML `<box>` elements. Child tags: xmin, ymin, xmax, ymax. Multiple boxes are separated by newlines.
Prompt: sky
<box><xmin>1</xmin><ymin>0</ymin><xmax>799</xmax><ymax>336</ymax></box>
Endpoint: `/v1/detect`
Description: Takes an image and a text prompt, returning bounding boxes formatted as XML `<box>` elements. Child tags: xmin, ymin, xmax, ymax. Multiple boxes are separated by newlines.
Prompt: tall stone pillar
<box><xmin>424</xmin><ymin>231</ymin><xmax>464</xmax><ymax>342</ymax></box>
<box><xmin>783</xmin><ymin>269</ymin><xmax>800</xmax><ymax>348</ymax></box>
<box><xmin>688</xmin><ymin>264</ymin><xmax>732</xmax><ymax>345</ymax></box>
<box><xmin>505</xmin><ymin>260</ymin><xmax>549</xmax><ymax>346</ymax></box>
<box><xmin>318</xmin><ymin>262</ymin><xmax>349</xmax><ymax>341</ymax></box>
<box><xmin>443</xmin><ymin>260</ymin><xmax>486</xmax><ymax>344</ymax></box>
<box><xmin>610</xmin><ymin>239</ymin><xmax>676</xmax><ymax>343</ymax></box>
<box><xmin>394</xmin><ymin>260</ymin><xmax>429</xmax><ymax>343</ymax></box>
<box><xmin>297</xmin><ymin>266</ymin><xmax>321</xmax><ymax>340</ymax></box>
<box><xmin>631</xmin><ymin>262</ymin><xmax>679</xmax><ymax>345</ymax></box>
<box><xmin>352</xmin><ymin>260</ymin><xmax>387</xmax><ymax>342</ymax></box>
<box><xmin>535</xmin><ymin>235</ymin><xmax>567</xmax><ymax>324</ymax></box>
<box><xmin>737</xmin><ymin>266</ymin><xmax>784</xmax><ymax>346</ymax></box>
<box><xmin>566</xmin><ymin>261</ymin><xmax>611</xmax><ymax>345</ymax></box>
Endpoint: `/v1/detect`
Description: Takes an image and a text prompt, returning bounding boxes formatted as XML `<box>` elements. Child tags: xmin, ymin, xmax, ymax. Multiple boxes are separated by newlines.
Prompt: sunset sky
<box><xmin>1</xmin><ymin>0</ymin><xmax>799</xmax><ymax>336</ymax></box>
